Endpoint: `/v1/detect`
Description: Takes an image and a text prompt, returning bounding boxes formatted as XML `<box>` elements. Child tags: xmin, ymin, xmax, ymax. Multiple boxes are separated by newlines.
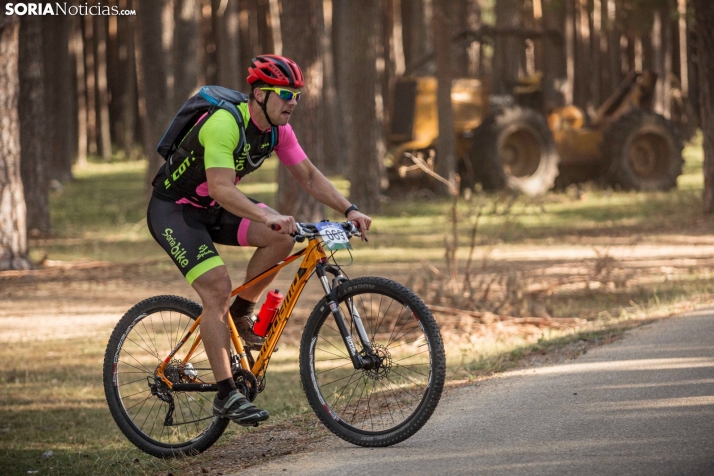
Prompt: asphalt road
<box><xmin>241</xmin><ymin>310</ymin><xmax>714</xmax><ymax>476</ymax></box>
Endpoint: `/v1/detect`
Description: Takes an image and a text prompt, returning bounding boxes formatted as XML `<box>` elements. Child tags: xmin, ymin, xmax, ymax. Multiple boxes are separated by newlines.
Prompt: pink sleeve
<box><xmin>275</xmin><ymin>124</ymin><xmax>307</xmax><ymax>166</ymax></box>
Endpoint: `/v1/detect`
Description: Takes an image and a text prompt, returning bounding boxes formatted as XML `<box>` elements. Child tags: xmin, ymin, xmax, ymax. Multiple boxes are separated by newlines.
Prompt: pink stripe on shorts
<box><xmin>237</xmin><ymin>203</ymin><xmax>269</xmax><ymax>246</ymax></box>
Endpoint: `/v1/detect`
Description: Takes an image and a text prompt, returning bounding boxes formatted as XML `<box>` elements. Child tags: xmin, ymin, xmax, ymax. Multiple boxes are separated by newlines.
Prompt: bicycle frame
<box><xmin>154</xmin><ymin>234</ymin><xmax>371</xmax><ymax>391</ymax></box>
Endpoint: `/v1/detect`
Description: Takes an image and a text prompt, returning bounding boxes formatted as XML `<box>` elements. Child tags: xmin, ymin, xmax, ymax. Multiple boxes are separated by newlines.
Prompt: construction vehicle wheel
<box><xmin>604</xmin><ymin>110</ymin><xmax>683</xmax><ymax>191</ymax></box>
<box><xmin>469</xmin><ymin>107</ymin><xmax>559</xmax><ymax>196</ymax></box>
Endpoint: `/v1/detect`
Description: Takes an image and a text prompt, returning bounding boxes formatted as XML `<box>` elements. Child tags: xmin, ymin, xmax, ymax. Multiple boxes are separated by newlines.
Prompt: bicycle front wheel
<box><xmin>103</xmin><ymin>295</ymin><xmax>228</xmax><ymax>458</ymax></box>
<box><xmin>299</xmin><ymin>277</ymin><xmax>445</xmax><ymax>447</ymax></box>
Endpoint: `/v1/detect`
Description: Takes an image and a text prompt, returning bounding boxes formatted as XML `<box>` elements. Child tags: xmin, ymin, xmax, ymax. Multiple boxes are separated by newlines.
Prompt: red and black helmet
<box><xmin>247</xmin><ymin>54</ymin><xmax>305</xmax><ymax>88</ymax></box>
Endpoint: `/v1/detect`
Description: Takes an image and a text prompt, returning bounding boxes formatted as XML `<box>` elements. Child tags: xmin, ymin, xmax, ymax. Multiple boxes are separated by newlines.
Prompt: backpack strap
<box><xmin>163</xmin><ymin>110</ymin><xmax>215</xmax><ymax>196</ymax></box>
<box><xmin>199</xmin><ymin>87</ymin><xmax>246</xmax><ymax>155</ymax></box>
<box><xmin>270</xmin><ymin>126</ymin><xmax>278</xmax><ymax>149</ymax></box>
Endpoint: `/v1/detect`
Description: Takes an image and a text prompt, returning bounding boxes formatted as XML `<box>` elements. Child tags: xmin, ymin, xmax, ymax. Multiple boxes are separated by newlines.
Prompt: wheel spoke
<box><xmin>316</xmin><ymin>333</ymin><xmax>350</xmax><ymax>359</ymax></box>
<box><xmin>386</xmin><ymin>309</ymin><xmax>414</xmax><ymax>347</ymax></box>
<box><xmin>377</xmin><ymin>375</ymin><xmax>407</xmax><ymax>423</ymax></box>
<box><xmin>323</xmin><ymin>370</ymin><xmax>359</xmax><ymax>398</ymax></box>
<box><xmin>316</xmin><ymin>360</ymin><xmax>354</xmax><ymax>375</ymax></box>
<box><xmin>117</xmin><ymin>357</ymin><xmax>152</xmax><ymax>375</ymax></box>
<box><xmin>388</xmin><ymin>322</ymin><xmax>423</xmax><ymax>347</ymax></box>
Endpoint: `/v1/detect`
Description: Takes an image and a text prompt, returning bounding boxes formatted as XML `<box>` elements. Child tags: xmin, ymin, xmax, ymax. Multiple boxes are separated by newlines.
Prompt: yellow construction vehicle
<box><xmin>387</xmin><ymin>29</ymin><xmax>683</xmax><ymax>195</ymax></box>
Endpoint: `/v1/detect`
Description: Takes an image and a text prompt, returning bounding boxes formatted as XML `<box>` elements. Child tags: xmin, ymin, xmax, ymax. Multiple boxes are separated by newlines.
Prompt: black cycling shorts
<box><xmin>146</xmin><ymin>193</ymin><xmax>266</xmax><ymax>284</ymax></box>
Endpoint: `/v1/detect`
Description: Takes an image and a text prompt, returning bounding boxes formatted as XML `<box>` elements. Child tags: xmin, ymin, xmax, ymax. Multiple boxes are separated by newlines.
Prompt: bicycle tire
<box><xmin>299</xmin><ymin>277</ymin><xmax>445</xmax><ymax>447</ymax></box>
<box><xmin>103</xmin><ymin>295</ymin><xmax>228</xmax><ymax>457</ymax></box>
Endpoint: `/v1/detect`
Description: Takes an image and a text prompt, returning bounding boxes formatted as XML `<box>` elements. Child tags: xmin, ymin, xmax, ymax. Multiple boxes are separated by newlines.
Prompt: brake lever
<box><xmin>347</xmin><ymin>221</ymin><xmax>367</xmax><ymax>242</ymax></box>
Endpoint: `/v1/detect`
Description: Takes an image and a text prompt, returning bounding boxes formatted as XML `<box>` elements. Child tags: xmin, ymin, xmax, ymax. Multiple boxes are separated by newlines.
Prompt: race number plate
<box><xmin>315</xmin><ymin>222</ymin><xmax>352</xmax><ymax>251</ymax></box>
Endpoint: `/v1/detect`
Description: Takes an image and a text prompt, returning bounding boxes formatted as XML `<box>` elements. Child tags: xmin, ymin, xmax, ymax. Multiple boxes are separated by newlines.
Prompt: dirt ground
<box><xmin>3</xmin><ymin>232</ymin><xmax>713</xmax><ymax>344</ymax></box>
<box><xmin>2</xmin><ymin>230</ymin><xmax>714</xmax><ymax>474</ymax></box>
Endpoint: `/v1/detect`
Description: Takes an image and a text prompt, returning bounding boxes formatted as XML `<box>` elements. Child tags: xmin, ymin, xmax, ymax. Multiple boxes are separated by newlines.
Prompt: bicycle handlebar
<box><xmin>271</xmin><ymin>220</ymin><xmax>362</xmax><ymax>243</ymax></box>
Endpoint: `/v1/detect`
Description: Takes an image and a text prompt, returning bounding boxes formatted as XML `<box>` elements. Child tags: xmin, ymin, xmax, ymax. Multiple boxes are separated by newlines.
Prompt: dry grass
<box><xmin>2</xmin><ymin>138</ymin><xmax>713</xmax><ymax>474</ymax></box>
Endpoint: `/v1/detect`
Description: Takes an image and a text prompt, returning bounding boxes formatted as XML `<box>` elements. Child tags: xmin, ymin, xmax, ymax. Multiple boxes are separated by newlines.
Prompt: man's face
<box><xmin>256</xmin><ymin>87</ymin><xmax>300</xmax><ymax>126</ymax></box>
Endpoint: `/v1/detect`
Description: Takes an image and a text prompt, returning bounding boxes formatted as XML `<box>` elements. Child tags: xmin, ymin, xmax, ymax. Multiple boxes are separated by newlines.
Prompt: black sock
<box><xmin>217</xmin><ymin>377</ymin><xmax>237</xmax><ymax>400</ymax></box>
<box><xmin>230</xmin><ymin>296</ymin><xmax>256</xmax><ymax>321</ymax></box>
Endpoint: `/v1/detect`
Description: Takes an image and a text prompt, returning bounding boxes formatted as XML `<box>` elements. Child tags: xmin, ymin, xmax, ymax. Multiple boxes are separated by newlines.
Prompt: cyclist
<box><xmin>146</xmin><ymin>54</ymin><xmax>371</xmax><ymax>426</ymax></box>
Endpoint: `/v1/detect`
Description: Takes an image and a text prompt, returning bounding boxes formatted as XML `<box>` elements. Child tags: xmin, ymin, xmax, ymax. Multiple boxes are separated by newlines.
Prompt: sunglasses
<box><xmin>260</xmin><ymin>87</ymin><xmax>301</xmax><ymax>102</ymax></box>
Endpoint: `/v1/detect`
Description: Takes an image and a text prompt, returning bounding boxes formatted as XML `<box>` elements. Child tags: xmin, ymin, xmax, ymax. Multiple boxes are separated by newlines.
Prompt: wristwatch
<box><xmin>344</xmin><ymin>204</ymin><xmax>359</xmax><ymax>217</ymax></box>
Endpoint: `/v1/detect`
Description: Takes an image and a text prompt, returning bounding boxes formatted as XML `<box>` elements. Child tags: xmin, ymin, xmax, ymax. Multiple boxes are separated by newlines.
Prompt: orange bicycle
<box><xmin>103</xmin><ymin>221</ymin><xmax>445</xmax><ymax>457</ymax></box>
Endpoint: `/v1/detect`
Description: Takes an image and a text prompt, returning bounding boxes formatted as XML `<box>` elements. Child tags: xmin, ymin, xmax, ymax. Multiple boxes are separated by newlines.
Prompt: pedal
<box><xmin>233</xmin><ymin>418</ymin><xmax>262</xmax><ymax>428</ymax></box>
<box><xmin>235</xmin><ymin>421</ymin><xmax>260</xmax><ymax>428</ymax></box>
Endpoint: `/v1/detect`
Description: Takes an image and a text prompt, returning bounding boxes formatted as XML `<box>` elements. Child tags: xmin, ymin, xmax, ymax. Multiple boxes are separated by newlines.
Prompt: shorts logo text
<box><xmin>163</xmin><ymin>228</ymin><xmax>189</xmax><ymax>268</ymax></box>
<box><xmin>197</xmin><ymin>244</ymin><xmax>214</xmax><ymax>260</ymax></box>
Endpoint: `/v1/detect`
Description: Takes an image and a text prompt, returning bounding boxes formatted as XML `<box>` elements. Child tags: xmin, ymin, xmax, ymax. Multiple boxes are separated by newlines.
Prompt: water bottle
<box><xmin>253</xmin><ymin>289</ymin><xmax>283</xmax><ymax>337</ymax></box>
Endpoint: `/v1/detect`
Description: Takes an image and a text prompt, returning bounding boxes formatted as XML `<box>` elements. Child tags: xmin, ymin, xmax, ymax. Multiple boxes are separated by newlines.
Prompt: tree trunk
<box><xmin>238</xmin><ymin>0</ymin><xmax>254</xmax><ymax>91</ymax></box>
<box><xmin>174</xmin><ymin>0</ymin><xmax>200</xmax><ymax>108</ymax></box>
<box><xmin>468</xmin><ymin>0</ymin><xmax>483</xmax><ymax>77</ymax></box>
<box><xmin>565</xmin><ymin>0</ymin><xmax>575</xmax><ymax>104</ymax></box>
<box><xmin>107</xmin><ymin>9</ymin><xmax>120</xmax><ymax>148</ymax></box>
<box><xmin>73</xmin><ymin>16</ymin><xmax>88</xmax><ymax>167</ymax></box>
<box><xmin>694</xmin><ymin>0</ymin><xmax>714</xmax><ymax>212</ymax></box>
<box><xmin>451</xmin><ymin>0</ymin><xmax>472</xmax><ymax>78</ymax></box>
<box><xmin>277</xmin><ymin>0</ymin><xmax>325</xmax><ymax>221</ymax></box>
<box><xmin>493</xmin><ymin>0</ymin><xmax>520</xmax><ymax>95</ymax></box>
<box><xmin>592</xmin><ymin>0</ymin><xmax>602</xmax><ymax>108</ymax></box>
<box><xmin>268</xmin><ymin>0</ymin><xmax>283</xmax><ymax>54</ymax></box>
<box><xmin>214</xmin><ymin>0</ymin><xmax>240</xmax><ymax>90</ymax></box>
<box><xmin>115</xmin><ymin>0</ymin><xmax>137</xmax><ymax>154</ymax></box>
<box><xmin>543</xmin><ymin>0</ymin><xmax>567</xmax><ymax>109</ymax></box>
<box><xmin>83</xmin><ymin>15</ymin><xmax>98</xmax><ymax>157</ymax></box>
<box><xmin>608</xmin><ymin>0</ymin><xmax>621</xmax><ymax>94</ymax></box>
<box><xmin>19</xmin><ymin>16</ymin><xmax>50</xmax><ymax>236</ymax></box>
<box><xmin>337</xmin><ymin>0</ymin><xmax>383</xmax><ymax>212</ymax></box>
<box><xmin>401</xmin><ymin>0</ymin><xmax>430</xmax><ymax>73</ymax></box>
<box><xmin>332</xmin><ymin>0</ymin><xmax>344</xmax><ymax>88</ymax></box>
<box><xmin>678</xmin><ymin>0</ymin><xmax>689</xmax><ymax>98</ymax></box>
<box><xmin>256</xmin><ymin>0</ymin><xmax>274</xmax><ymax>54</ymax></box>
<box><xmin>162</xmin><ymin>0</ymin><xmax>175</xmax><ymax>108</ymax></box>
<box><xmin>651</xmin><ymin>8</ymin><xmax>665</xmax><ymax>115</ymax></box>
<box><xmin>663</xmin><ymin>2</ymin><xmax>673</xmax><ymax>119</ymax></box>
<box><xmin>94</xmin><ymin>15</ymin><xmax>113</xmax><ymax>160</ymax></box>
<box><xmin>321</xmin><ymin>0</ymin><xmax>343</xmax><ymax>175</ymax></box>
<box><xmin>381</xmin><ymin>0</ymin><xmax>396</xmax><ymax>146</ymax></box>
<box><xmin>136</xmin><ymin>0</ymin><xmax>172</xmax><ymax>186</ymax></box>
<box><xmin>574</xmin><ymin>0</ymin><xmax>591</xmax><ymax>110</ymax></box>
<box><xmin>334</xmin><ymin>0</ymin><xmax>348</xmax><ymax>143</ymax></box>
<box><xmin>225</xmin><ymin>0</ymin><xmax>241</xmax><ymax>89</ymax></box>
<box><xmin>18</xmin><ymin>16</ymin><xmax>50</xmax><ymax>236</ymax></box>
<box><xmin>247</xmin><ymin>1</ymin><xmax>260</xmax><ymax>54</ymax></box>
<box><xmin>202</xmin><ymin>0</ymin><xmax>218</xmax><ymax>85</ymax></box>
<box><xmin>43</xmin><ymin>16</ymin><xmax>74</xmax><ymax>182</ymax></box>
<box><xmin>0</xmin><ymin>17</ymin><xmax>31</xmax><ymax>270</ymax></box>
<box><xmin>433</xmin><ymin>0</ymin><xmax>456</xmax><ymax>195</ymax></box>
<box><xmin>674</xmin><ymin>0</ymin><xmax>696</xmax><ymax>139</ymax></box>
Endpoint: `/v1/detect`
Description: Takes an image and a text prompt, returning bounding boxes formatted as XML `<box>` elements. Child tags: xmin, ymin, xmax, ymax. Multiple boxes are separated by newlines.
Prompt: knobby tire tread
<box><xmin>102</xmin><ymin>295</ymin><xmax>228</xmax><ymax>458</ymax></box>
<box><xmin>299</xmin><ymin>277</ymin><xmax>446</xmax><ymax>447</ymax></box>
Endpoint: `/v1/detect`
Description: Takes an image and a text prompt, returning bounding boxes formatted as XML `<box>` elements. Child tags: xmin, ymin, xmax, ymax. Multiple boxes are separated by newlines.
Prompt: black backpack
<box><xmin>156</xmin><ymin>85</ymin><xmax>248</xmax><ymax>160</ymax></box>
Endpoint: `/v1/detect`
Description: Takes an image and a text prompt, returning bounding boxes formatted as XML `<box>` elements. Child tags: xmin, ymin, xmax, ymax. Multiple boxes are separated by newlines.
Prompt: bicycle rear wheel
<box><xmin>103</xmin><ymin>295</ymin><xmax>228</xmax><ymax>457</ymax></box>
<box><xmin>299</xmin><ymin>277</ymin><xmax>445</xmax><ymax>447</ymax></box>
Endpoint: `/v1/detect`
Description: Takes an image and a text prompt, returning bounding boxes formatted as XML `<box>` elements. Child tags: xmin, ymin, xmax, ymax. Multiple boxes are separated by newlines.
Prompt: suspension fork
<box><xmin>317</xmin><ymin>263</ymin><xmax>374</xmax><ymax>369</ymax></box>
